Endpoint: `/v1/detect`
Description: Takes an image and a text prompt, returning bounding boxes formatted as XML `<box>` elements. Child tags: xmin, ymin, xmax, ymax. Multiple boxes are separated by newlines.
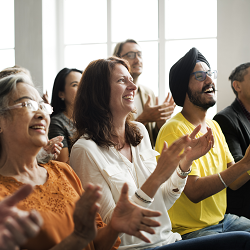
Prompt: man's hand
<box><xmin>42</xmin><ymin>91</ymin><xmax>50</xmax><ymax>104</ymax></box>
<box><xmin>136</xmin><ymin>93</ymin><xmax>175</xmax><ymax>129</ymax></box>
<box><xmin>0</xmin><ymin>184</ymin><xmax>43</xmax><ymax>250</ymax></box>
<box><xmin>110</xmin><ymin>183</ymin><xmax>161</xmax><ymax>243</ymax></box>
<box><xmin>156</xmin><ymin>93</ymin><xmax>176</xmax><ymax>129</ymax></box>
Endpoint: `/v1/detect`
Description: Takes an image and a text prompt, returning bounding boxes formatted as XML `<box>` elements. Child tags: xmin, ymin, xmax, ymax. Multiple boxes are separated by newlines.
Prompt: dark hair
<box><xmin>73</xmin><ymin>56</ymin><xmax>143</xmax><ymax>148</ymax></box>
<box><xmin>51</xmin><ymin>68</ymin><xmax>82</xmax><ymax>117</ymax></box>
<box><xmin>113</xmin><ymin>39</ymin><xmax>138</xmax><ymax>58</ymax></box>
<box><xmin>229</xmin><ymin>62</ymin><xmax>250</xmax><ymax>96</ymax></box>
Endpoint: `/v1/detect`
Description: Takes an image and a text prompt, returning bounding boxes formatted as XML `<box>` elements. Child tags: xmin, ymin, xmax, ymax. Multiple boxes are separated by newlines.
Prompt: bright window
<box><xmin>63</xmin><ymin>0</ymin><xmax>217</xmax><ymax>117</ymax></box>
<box><xmin>0</xmin><ymin>0</ymin><xmax>15</xmax><ymax>70</ymax></box>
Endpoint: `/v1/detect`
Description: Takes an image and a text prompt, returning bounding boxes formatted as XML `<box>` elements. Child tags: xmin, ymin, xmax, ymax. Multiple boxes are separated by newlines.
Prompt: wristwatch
<box><xmin>176</xmin><ymin>165</ymin><xmax>192</xmax><ymax>177</ymax></box>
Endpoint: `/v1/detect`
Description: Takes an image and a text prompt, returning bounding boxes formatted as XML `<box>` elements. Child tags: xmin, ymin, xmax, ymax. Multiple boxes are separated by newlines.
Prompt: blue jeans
<box><xmin>144</xmin><ymin>231</ymin><xmax>250</xmax><ymax>250</ymax></box>
<box><xmin>182</xmin><ymin>213</ymin><xmax>250</xmax><ymax>240</ymax></box>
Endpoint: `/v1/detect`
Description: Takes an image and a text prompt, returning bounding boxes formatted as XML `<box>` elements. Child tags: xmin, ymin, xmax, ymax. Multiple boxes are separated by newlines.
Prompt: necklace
<box><xmin>115</xmin><ymin>148</ymin><xmax>139</xmax><ymax>189</ymax></box>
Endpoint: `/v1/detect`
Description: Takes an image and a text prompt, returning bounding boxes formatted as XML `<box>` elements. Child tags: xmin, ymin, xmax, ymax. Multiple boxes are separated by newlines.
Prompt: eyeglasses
<box><xmin>3</xmin><ymin>100</ymin><xmax>53</xmax><ymax>114</ymax></box>
<box><xmin>121</xmin><ymin>51</ymin><xmax>142</xmax><ymax>59</ymax></box>
<box><xmin>191</xmin><ymin>70</ymin><xmax>217</xmax><ymax>81</ymax></box>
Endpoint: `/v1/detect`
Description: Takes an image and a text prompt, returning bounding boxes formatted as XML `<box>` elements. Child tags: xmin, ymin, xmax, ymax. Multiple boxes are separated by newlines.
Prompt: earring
<box><xmin>61</xmin><ymin>98</ymin><xmax>64</xmax><ymax>101</ymax></box>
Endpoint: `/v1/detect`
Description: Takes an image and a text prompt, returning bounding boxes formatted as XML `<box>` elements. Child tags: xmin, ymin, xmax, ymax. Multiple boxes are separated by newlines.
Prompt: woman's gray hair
<box><xmin>0</xmin><ymin>74</ymin><xmax>34</xmax><ymax>116</ymax></box>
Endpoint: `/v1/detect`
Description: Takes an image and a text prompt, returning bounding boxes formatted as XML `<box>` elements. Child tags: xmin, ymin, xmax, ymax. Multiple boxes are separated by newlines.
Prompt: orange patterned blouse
<box><xmin>0</xmin><ymin>161</ymin><xmax>120</xmax><ymax>250</ymax></box>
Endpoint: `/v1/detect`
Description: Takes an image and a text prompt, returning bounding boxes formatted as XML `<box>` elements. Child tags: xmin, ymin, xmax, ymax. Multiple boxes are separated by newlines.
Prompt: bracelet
<box><xmin>135</xmin><ymin>191</ymin><xmax>152</xmax><ymax>204</ymax></box>
<box><xmin>218</xmin><ymin>173</ymin><xmax>227</xmax><ymax>188</ymax></box>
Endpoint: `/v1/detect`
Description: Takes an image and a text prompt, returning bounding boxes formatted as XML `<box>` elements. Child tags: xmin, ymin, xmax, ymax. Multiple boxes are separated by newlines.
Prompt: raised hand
<box><xmin>156</xmin><ymin>93</ymin><xmax>176</xmax><ymax>129</ymax></box>
<box><xmin>44</xmin><ymin>136</ymin><xmax>64</xmax><ymax>160</ymax></box>
<box><xmin>73</xmin><ymin>183</ymin><xmax>101</xmax><ymax>243</ymax></box>
<box><xmin>110</xmin><ymin>183</ymin><xmax>161</xmax><ymax>243</ymax></box>
<box><xmin>136</xmin><ymin>93</ymin><xmax>175</xmax><ymax>127</ymax></box>
<box><xmin>153</xmin><ymin>135</ymin><xmax>191</xmax><ymax>184</ymax></box>
<box><xmin>0</xmin><ymin>184</ymin><xmax>43</xmax><ymax>250</ymax></box>
<box><xmin>180</xmin><ymin>125</ymin><xmax>214</xmax><ymax>171</ymax></box>
<box><xmin>42</xmin><ymin>91</ymin><xmax>50</xmax><ymax>104</ymax></box>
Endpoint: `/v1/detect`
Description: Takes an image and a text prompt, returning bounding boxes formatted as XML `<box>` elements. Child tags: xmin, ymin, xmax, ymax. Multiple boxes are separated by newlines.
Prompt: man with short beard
<box><xmin>155</xmin><ymin>48</ymin><xmax>250</xmax><ymax>240</ymax></box>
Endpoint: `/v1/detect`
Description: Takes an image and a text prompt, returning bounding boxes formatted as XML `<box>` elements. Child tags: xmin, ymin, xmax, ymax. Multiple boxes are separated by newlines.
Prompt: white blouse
<box><xmin>70</xmin><ymin>122</ymin><xmax>187</xmax><ymax>249</ymax></box>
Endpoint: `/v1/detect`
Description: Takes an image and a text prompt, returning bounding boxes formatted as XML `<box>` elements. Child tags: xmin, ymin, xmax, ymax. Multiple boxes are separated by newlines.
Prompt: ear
<box><xmin>58</xmin><ymin>91</ymin><xmax>65</xmax><ymax>99</ymax></box>
<box><xmin>232</xmin><ymin>80</ymin><xmax>241</xmax><ymax>94</ymax></box>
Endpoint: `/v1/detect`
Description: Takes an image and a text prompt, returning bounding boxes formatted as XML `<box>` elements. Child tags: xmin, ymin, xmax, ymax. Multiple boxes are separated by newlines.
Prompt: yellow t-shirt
<box><xmin>155</xmin><ymin>112</ymin><xmax>234</xmax><ymax>235</ymax></box>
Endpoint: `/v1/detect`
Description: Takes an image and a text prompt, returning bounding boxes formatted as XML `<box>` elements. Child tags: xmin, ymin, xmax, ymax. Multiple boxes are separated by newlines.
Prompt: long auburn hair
<box><xmin>73</xmin><ymin>57</ymin><xmax>143</xmax><ymax>148</ymax></box>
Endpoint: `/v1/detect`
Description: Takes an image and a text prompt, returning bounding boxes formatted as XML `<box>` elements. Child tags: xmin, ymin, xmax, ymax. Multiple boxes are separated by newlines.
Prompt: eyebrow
<box><xmin>14</xmin><ymin>96</ymin><xmax>33</xmax><ymax>103</ymax></box>
<box><xmin>70</xmin><ymin>81</ymin><xmax>78</xmax><ymax>85</ymax></box>
<box><xmin>14</xmin><ymin>96</ymin><xmax>44</xmax><ymax>104</ymax></box>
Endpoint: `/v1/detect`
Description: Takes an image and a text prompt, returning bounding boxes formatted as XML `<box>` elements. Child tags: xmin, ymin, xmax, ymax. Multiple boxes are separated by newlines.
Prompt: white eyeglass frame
<box><xmin>3</xmin><ymin>100</ymin><xmax>53</xmax><ymax>114</ymax></box>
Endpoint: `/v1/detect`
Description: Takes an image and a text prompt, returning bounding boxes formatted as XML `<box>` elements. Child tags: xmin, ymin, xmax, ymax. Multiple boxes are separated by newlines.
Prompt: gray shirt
<box><xmin>48</xmin><ymin>112</ymin><xmax>75</xmax><ymax>153</ymax></box>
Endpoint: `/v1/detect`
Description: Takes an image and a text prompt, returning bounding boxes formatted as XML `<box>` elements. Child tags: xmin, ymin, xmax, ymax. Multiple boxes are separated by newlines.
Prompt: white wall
<box><xmin>15</xmin><ymin>0</ymin><xmax>43</xmax><ymax>87</ymax></box>
<box><xmin>217</xmin><ymin>0</ymin><xmax>250</xmax><ymax>112</ymax></box>
<box><xmin>14</xmin><ymin>0</ymin><xmax>60</xmax><ymax>98</ymax></box>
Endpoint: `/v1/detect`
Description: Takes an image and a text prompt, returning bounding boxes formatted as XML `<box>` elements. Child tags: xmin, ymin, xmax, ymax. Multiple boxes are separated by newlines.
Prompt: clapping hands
<box><xmin>180</xmin><ymin>124</ymin><xmax>214</xmax><ymax>171</ymax></box>
<box><xmin>0</xmin><ymin>185</ymin><xmax>43</xmax><ymax>250</ymax></box>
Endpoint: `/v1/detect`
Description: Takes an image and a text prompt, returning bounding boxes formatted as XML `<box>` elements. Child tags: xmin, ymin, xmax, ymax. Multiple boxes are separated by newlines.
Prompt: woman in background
<box><xmin>49</xmin><ymin>68</ymin><xmax>82</xmax><ymax>163</ymax></box>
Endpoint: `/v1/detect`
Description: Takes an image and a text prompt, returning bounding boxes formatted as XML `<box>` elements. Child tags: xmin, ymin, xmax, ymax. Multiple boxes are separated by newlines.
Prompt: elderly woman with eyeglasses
<box><xmin>0</xmin><ymin>74</ymin><xmax>164</xmax><ymax>250</ymax></box>
<box><xmin>70</xmin><ymin>57</ymin><xmax>250</xmax><ymax>250</ymax></box>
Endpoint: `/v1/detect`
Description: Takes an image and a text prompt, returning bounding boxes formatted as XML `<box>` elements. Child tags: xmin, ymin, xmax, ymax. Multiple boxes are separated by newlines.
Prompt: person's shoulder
<box><xmin>138</xmin><ymin>84</ymin><xmax>155</xmax><ymax>96</ymax></box>
<box><xmin>132</xmin><ymin>120</ymin><xmax>146</xmax><ymax>131</ymax></box>
<box><xmin>214</xmin><ymin>99</ymin><xmax>240</xmax><ymax>120</ymax></box>
<box><xmin>72</xmin><ymin>136</ymin><xmax>100</xmax><ymax>153</ymax></box>
<box><xmin>50</xmin><ymin>112</ymin><xmax>65</xmax><ymax>124</ymax></box>
<box><xmin>206</xmin><ymin>118</ymin><xmax>223</xmax><ymax>132</ymax></box>
<box><xmin>214</xmin><ymin>105</ymin><xmax>235</xmax><ymax>119</ymax></box>
<box><xmin>159</xmin><ymin>112</ymin><xmax>188</xmax><ymax>135</ymax></box>
<box><xmin>41</xmin><ymin>160</ymin><xmax>74</xmax><ymax>177</ymax></box>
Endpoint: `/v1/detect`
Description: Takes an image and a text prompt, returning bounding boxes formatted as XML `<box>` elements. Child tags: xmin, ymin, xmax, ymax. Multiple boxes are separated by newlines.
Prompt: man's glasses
<box><xmin>121</xmin><ymin>51</ymin><xmax>142</xmax><ymax>59</ymax></box>
<box><xmin>3</xmin><ymin>100</ymin><xmax>53</xmax><ymax>114</ymax></box>
<box><xmin>191</xmin><ymin>70</ymin><xmax>217</xmax><ymax>81</ymax></box>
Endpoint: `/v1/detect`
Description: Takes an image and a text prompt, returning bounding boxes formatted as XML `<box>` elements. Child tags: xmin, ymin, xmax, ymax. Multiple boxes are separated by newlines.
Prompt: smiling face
<box><xmin>59</xmin><ymin>71</ymin><xmax>82</xmax><ymax>108</ymax></box>
<box><xmin>109</xmin><ymin>64</ymin><xmax>137</xmax><ymax>118</ymax></box>
<box><xmin>1</xmin><ymin>82</ymin><xmax>50</xmax><ymax>150</ymax></box>
<box><xmin>120</xmin><ymin>42</ymin><xmax>143</xmax><ymax>80</ymax></box>
<box><xmin>187</xmin><ymin>62</ymin><xmax>216</xmax><ymax>110</ymax></box>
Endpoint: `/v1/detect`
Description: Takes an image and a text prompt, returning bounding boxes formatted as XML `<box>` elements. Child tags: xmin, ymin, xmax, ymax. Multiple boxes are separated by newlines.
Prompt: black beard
<box><xmin>187</xmin><ymin>86</ymin><xmax>216</xmax><ymax>111</ymax></box>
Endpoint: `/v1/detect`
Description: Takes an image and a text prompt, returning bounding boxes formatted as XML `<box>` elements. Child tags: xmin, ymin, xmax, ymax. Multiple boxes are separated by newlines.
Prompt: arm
<box><xmin>36</xmin><ymin>136</ymin><xmax>64</xmax><ymax>164</ymax></box>
<box><xmin>214</xmin><ymin>113</ymin><xmax>244</xmax><ymax>162</ymax></box>
<box><xmin>183</xmin><ymin>160</ymin><xmax>250</xmax><ymax>203</ymax></box>
<box><xmin>56</xmin><ymin>148</ymin><xmax>70</xmax><ymax>163</ymax></box>
<box><xmin>182</xmin><ymin>121</ymin><xmax>250</xmax><ymax>203</ymax></box>
<box><xmin>161</xmin><ymin>170</ymin><xmax>187</xmax><ymax>210</ymax></box>
<box><xmin>48</xmin><ymin>119</ymin><xmax>70</xmax><ymax>163</ymax></box>
<box><xmin>70</xmin><ymin>147</ymin><xmax>117</xmax><ymax>223</ymax></box>
<box><xmin>94</xmin><ymin>183</ymin><xmax>161</xmax><ymax>250</ymax></box>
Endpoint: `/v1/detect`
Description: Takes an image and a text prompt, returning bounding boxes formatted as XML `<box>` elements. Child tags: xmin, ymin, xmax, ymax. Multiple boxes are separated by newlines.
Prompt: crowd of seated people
<box><xmin>1</xmin><ymin>41</ymin><xmax>250</xmax><ymax>250</ymax></box>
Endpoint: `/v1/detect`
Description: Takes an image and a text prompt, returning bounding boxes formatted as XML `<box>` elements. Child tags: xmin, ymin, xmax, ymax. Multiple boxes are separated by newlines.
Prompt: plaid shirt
<box><xmin>237</xmin><ymin>98</ymin><xmax>250</xmax><ymax>122</ymax></box>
